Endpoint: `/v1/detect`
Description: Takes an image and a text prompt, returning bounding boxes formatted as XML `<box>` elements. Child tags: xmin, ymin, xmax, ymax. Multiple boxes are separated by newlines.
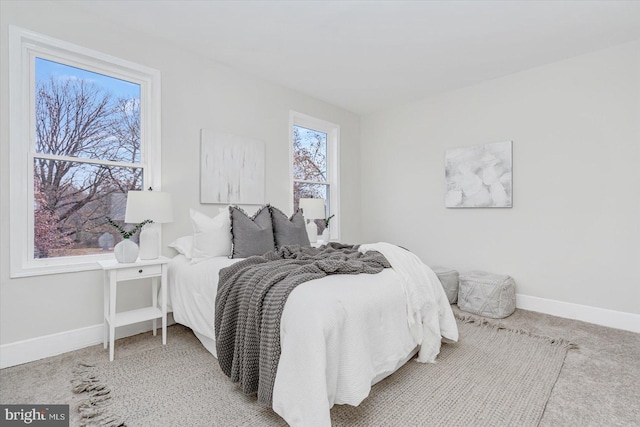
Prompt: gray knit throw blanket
<box><xmin>215</xmin><ymin>242</ymin><xmax>390</xmax><ymax>406</ymax></box>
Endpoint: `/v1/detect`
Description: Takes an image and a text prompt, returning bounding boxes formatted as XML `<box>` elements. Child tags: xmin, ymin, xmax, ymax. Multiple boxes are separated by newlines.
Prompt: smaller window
<box><xmin>290</xmin><ymin>112</ymin><xmax>340</xmax><ymax>240</ymax></box>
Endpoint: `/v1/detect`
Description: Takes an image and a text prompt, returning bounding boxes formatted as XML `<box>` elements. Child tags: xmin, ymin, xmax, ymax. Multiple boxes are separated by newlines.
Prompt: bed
<box><xmin>168</xmin><ymin>240</ymin><xmax>458</xmax><ymax>427</ymax></box>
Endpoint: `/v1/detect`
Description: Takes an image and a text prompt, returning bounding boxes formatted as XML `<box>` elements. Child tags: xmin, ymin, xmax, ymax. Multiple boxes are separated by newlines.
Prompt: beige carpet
<box><xmin>65</xmin><ymin>315</ymin><xmax>572</xmax><ymax>426</ymax></box>
<box><xmin>4</xmin><ymin>308</ymin><xmax>638</xmax><ymax>426</ymax></box>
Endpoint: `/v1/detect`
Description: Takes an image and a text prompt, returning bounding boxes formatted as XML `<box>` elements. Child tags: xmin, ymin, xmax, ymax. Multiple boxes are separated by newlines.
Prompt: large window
<box><xmin>10</xmin><ymin>27</ymin><xmax>161</xmax><ymax>277</ymax></box>
<box><xmin>290</xmin><ymin>111</ymin><xmax>340</xmax><ymax>240</ymax></box>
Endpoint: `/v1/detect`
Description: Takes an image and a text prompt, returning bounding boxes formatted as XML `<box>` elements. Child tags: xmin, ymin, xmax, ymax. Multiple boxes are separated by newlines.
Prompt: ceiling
<box><xmin>67</xmin><ymin>0</ymin><xmax>640</xmax><ymax>115</ymax></box>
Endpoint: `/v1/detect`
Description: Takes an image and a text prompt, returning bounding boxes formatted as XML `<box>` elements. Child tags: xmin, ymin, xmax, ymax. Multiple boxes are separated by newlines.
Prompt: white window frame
<box><xmin>9</xmin><ymin>26</ymin><xmax>162</xmax><ymax>278</ymax></box>
<box><xmin>289</xmin><ymin>111</ymin><xmax>340</xmax><ymax>241</ymax></box>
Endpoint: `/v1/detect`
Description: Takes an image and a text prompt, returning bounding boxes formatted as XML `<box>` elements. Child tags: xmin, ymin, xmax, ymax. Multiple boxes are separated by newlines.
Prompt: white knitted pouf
<box><xmin>458</xmin><ymin>271</ymin><xmax>516</xmax><ymax>319</ymax></box>
<box><xmin>432</xmin><ymin>266</ymin><xmax>459</xmax><ymax>304</ymax></box>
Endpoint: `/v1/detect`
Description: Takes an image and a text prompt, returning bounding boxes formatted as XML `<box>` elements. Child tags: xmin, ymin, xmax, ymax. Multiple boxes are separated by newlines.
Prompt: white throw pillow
<box><xmin>190</xmin><ymin>207</ymin><xmax>232</xmax><ymax>260</ymax></box>
<box><xmin>168</xmin><ymin>235</ymin><xmax>194</xmax><ymax>259</ymax></box>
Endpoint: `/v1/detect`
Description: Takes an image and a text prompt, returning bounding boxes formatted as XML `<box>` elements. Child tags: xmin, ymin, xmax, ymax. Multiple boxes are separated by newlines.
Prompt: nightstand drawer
<box><xmin>116</xmin><ymin>264</ymin><xmax>162</xmax><ymax>281</ymax></box>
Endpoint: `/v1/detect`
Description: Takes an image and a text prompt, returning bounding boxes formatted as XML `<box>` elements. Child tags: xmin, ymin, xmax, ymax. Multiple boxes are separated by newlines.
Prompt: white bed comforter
<box><xmin>359</xmin><ymin>242</ymin><xmax>459</xmax><ymax>362</ymax></box>
<box><xmin>168</xmin><ymin>255</ymin><xmax>239</xmax><ymax>356</ymax></box>
<box><xmin>168</xmin><ymin>243</ymin><xmax>457</xmax><ymax>427</ymax></box>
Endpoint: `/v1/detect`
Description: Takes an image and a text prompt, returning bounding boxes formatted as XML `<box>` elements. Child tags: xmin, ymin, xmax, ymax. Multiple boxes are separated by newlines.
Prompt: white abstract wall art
<box><xmin>445</xmin><ymin>141</ymin><xmax>512</xmax><ymax>208</ymax></box>
<box><xmin>200</xmin><ymin>129</ymin><xmax>265</xmax><ymax>204</ymax></box>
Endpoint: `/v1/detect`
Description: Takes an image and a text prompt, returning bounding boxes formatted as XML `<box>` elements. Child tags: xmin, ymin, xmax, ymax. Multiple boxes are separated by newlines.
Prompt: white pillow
<box><xmin>168</xmin><ymin>235</ymin><xmax>194</xmax><ymax>259</ymax></box>
<box><xmin>190</xmin><ymin>207</ymin><xmax>232</xmax><ymax>260</ymax></box>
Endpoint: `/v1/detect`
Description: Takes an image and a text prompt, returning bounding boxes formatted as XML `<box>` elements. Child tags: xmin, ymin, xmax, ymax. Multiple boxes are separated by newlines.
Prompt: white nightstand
<box><xmin>98</xmin><ymin>256</ymin><xmax>170</xmax><ymax>361</ymax></box>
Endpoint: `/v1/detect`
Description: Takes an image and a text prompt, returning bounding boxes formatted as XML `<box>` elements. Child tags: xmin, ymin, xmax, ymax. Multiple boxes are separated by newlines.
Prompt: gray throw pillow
<box><xmin>230</xmin><ymin>205</ymin><xmax>276</xmax><ymax>258</ymax></box>
<box><xmin>270</xmin><ymin>207</ymin><xmax>310</xmax><ymax>249</ymax></box>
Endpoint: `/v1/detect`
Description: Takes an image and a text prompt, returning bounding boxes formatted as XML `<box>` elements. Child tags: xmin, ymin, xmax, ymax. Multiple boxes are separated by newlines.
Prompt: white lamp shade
<box><xmin>124</xmin><ymin>191</ymin><xmax>174</xmax><ymax>224</ymax></box>
<box><xmin>299</xmin><ymin>198</ymin><xmax>325</xmax><ymax>220</ymax></box>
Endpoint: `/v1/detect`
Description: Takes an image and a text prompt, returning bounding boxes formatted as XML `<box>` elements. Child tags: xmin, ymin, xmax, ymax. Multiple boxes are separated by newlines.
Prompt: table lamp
<box><xmin>125</xmin><ymin>190</ymin><xmax>174</xmax><ymax>259</ymax></box>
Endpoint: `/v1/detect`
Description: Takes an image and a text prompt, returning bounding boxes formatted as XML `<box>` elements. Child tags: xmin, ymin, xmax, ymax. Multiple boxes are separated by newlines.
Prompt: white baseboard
<box><xmin>2</xmin><ymin>298</ymin><xmax>637</xmax><ymax>369</ymax></box>
<box><xmin>0</xmin><ymin>318</ymin><xmax>174</xmax><ymax>369</ymax></box>
<box><xmin>516</xmin><ymin>294</ymin><xmax>640</xmax><ymax>334</ymax></box>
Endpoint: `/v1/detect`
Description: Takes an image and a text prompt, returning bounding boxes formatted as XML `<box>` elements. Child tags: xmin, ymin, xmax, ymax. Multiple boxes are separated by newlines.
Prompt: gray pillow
<box><xmin>270</xmin><ymin>207</ymin><xmax>310</xmax><ymax>249</ymax></box>
<box><xmin>230</xmin><ymin>205</ymin><xmax>276</xmax><ymax>258</ymax></box>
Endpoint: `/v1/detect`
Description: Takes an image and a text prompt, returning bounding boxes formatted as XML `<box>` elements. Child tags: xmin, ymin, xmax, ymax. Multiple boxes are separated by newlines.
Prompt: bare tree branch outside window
<box><xmin>292</xmin><ymin>125</ymin><xmax>329</xmax><ymax>234</ymax></box>
<box><xmin>33</xmin><ymin>58</ymin><xmax>143</xmax><ymax>258</ymax></box>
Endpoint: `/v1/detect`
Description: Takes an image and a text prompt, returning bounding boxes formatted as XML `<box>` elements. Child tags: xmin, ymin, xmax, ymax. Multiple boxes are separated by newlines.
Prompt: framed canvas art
<box><xmin>200</xmin><ymin>129</ymin><xmax>265</xmax><ymax>204</ymax></box>
<box><xmin>445</xmin><ymin>141</ymin><xmax>512</xmax><ymax>208</ymax></box>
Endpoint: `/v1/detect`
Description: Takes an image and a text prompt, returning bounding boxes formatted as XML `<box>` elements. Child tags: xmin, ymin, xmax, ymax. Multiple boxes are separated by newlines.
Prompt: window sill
<box><xmin>11</xmin><ymin>253</ymin><xmax>115</xmax><ymax>278</ymax></box>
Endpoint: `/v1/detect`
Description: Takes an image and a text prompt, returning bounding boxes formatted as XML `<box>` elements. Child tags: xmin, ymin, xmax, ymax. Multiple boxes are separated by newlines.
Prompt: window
<box><xmin>290</xmin><ymin>111</ymin><xmax>340</xmax><ymax>240</ymax></box>
<box><xmin>10</xmin><ymin>27</ymin><xmax>161</xmax><ymax>277</ymax></box>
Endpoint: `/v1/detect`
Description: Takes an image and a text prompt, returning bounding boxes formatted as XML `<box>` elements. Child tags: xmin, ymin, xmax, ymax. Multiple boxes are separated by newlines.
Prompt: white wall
<box><xmin>361</xmin><ymin>41</ymin><xmax>640</xmax><ymax>316</ymax></box>
<box><xmin>2</xmin><ymin>2</ymin><xmax>637</xmax><ymax>362</ymax></box>
<box><xmin>0</xmin><ymin>1</ymin><xmax>361</xmax><ymax>347</ymax></box>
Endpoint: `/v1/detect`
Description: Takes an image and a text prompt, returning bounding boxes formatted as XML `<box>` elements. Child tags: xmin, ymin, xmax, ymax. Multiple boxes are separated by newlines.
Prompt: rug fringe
<box><xmin>454</xmin><ymin>312</ymin><xmax>578</xmax><ymax>350</ymax></box>
<box><xmin>71</xmin><ymin>362</ymin><xmax>125</xmax><ymax>427</ymax></box>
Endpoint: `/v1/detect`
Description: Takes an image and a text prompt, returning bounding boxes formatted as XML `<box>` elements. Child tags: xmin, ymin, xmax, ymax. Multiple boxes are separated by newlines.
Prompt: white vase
<box><xmin>114</xmin><ymin>238</ymin><xmax>138</xmax><ymax>263</ymax></box>
<box><xmin>322</xmin><ymin>228</ymin><xmax>330</xmax><ymax>242</ymax></box>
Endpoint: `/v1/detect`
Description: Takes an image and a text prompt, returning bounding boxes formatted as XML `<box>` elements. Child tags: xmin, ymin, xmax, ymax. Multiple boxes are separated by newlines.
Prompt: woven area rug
<box><xmin>72</xmin><ymin>316</ymin><xmax>573</xmax><ymax>426</ymax></box>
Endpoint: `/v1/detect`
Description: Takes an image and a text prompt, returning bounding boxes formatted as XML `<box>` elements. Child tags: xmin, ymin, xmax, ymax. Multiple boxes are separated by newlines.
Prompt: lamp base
<box><xmin>138</xmin><ymin>226</ymin><xmax>159</xmax><ymax>260</ymax></box>
<box><xmin>306</xmin><ymin>221</ymin><xmax>318</xmax><ymax>243</ymax></box>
